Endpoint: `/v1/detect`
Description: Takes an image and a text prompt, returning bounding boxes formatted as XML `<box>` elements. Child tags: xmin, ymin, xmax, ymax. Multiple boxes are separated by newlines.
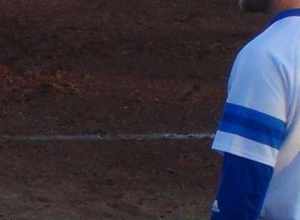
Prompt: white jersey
<box><xmin>212</xmin><ymin>9</ymin><xmax>300</xmax><ymax>220</ymax></box>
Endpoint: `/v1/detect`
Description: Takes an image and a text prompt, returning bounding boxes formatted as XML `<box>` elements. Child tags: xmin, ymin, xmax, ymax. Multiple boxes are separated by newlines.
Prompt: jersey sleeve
<box><xmin>212</xmin><ymin>47</ymin><xmax>289</xmax><ymax>167</ymax></box>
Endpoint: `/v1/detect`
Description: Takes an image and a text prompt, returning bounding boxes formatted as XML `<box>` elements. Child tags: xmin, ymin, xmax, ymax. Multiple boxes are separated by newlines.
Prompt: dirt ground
<box><xmin>0</xmin><ymin>0</ymin><xmax>268</xmax><ymax>219</ymax></box>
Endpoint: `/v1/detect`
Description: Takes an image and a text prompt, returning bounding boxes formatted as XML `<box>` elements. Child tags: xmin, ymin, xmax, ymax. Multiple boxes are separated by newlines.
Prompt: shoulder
<box><xmin>237</xmin><ymin>18</ymin><xmax>300</xmax><ymax>69</ymax></box>
<box><xmin>236</xmin><ymin>33</ymin><xmax>277</xmax><ymax>68</ymax></box>
<box><xmin>231</xmin><ymin>37</ymin><xmax>278</xmax><ymax>82</ymax></box>
<box><xmin>228</xmin><ymin>27</ymin><xmax>288</xmax><ymax>94</ymax></box>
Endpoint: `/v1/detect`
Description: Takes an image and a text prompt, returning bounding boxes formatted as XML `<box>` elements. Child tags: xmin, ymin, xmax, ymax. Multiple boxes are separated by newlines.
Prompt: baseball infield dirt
<box><xmin>0</xmin><ymin>0</ymin><xmax>266</xmax><ymax>219</ymax></box>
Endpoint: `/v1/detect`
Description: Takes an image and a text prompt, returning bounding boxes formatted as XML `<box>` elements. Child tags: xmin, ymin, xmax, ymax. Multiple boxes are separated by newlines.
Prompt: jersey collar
<box><xmin>269</xmin><ymin>8</ymin><xmax>300</xmax><ymax>25</ymax></box>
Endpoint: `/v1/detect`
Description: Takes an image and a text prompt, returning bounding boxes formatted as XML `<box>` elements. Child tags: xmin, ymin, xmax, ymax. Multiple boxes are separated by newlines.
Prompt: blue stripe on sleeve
<box><xmin>218</xmin><ymin>103</ymin><xmax>286</xmax><ymax>150</ymax></box>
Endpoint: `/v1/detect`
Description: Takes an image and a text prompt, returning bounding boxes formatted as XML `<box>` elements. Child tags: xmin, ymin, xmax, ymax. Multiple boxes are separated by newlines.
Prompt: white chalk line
<box><xmin>1</xmin><ymin>133</ymin><xmax>215</xmax><ymax>142</ymax></box>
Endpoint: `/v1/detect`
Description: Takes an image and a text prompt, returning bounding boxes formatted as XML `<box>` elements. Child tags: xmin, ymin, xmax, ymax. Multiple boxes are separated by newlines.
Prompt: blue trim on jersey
<box><xmin>218</xmin><ymin>103</ymin><xmax>286</xmax><ymax>149</ymax></box>
<box><xmin>211</xmin><ymin>153</ymin><xmax>273</xmax><ymax>220</ymax></box>
<box><xmin>269</xmin><ymin>8</ymin><xmax>300</xmax><ymax>25</ymax></box>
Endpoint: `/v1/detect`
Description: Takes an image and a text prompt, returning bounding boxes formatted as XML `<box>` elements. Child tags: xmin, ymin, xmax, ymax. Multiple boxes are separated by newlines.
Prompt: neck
<box><xmin>271</xmin><ymin>0</ymin><xmax>300</xmax><ymax>15</ymax></box>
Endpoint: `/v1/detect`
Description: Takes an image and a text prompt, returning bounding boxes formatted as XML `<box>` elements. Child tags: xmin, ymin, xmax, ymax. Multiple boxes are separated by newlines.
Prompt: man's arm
<box><xmin>211</xmin><ymin>153</ymin><xmax>274</xmax><ymax>220</ymax></box>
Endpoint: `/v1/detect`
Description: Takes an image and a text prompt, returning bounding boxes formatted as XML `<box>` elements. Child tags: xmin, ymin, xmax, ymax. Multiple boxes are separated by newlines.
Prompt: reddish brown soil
<box><xmin>0</xmin><ymin>0</ymin><xmax>267</xmax><ymax>219</ymax></box>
